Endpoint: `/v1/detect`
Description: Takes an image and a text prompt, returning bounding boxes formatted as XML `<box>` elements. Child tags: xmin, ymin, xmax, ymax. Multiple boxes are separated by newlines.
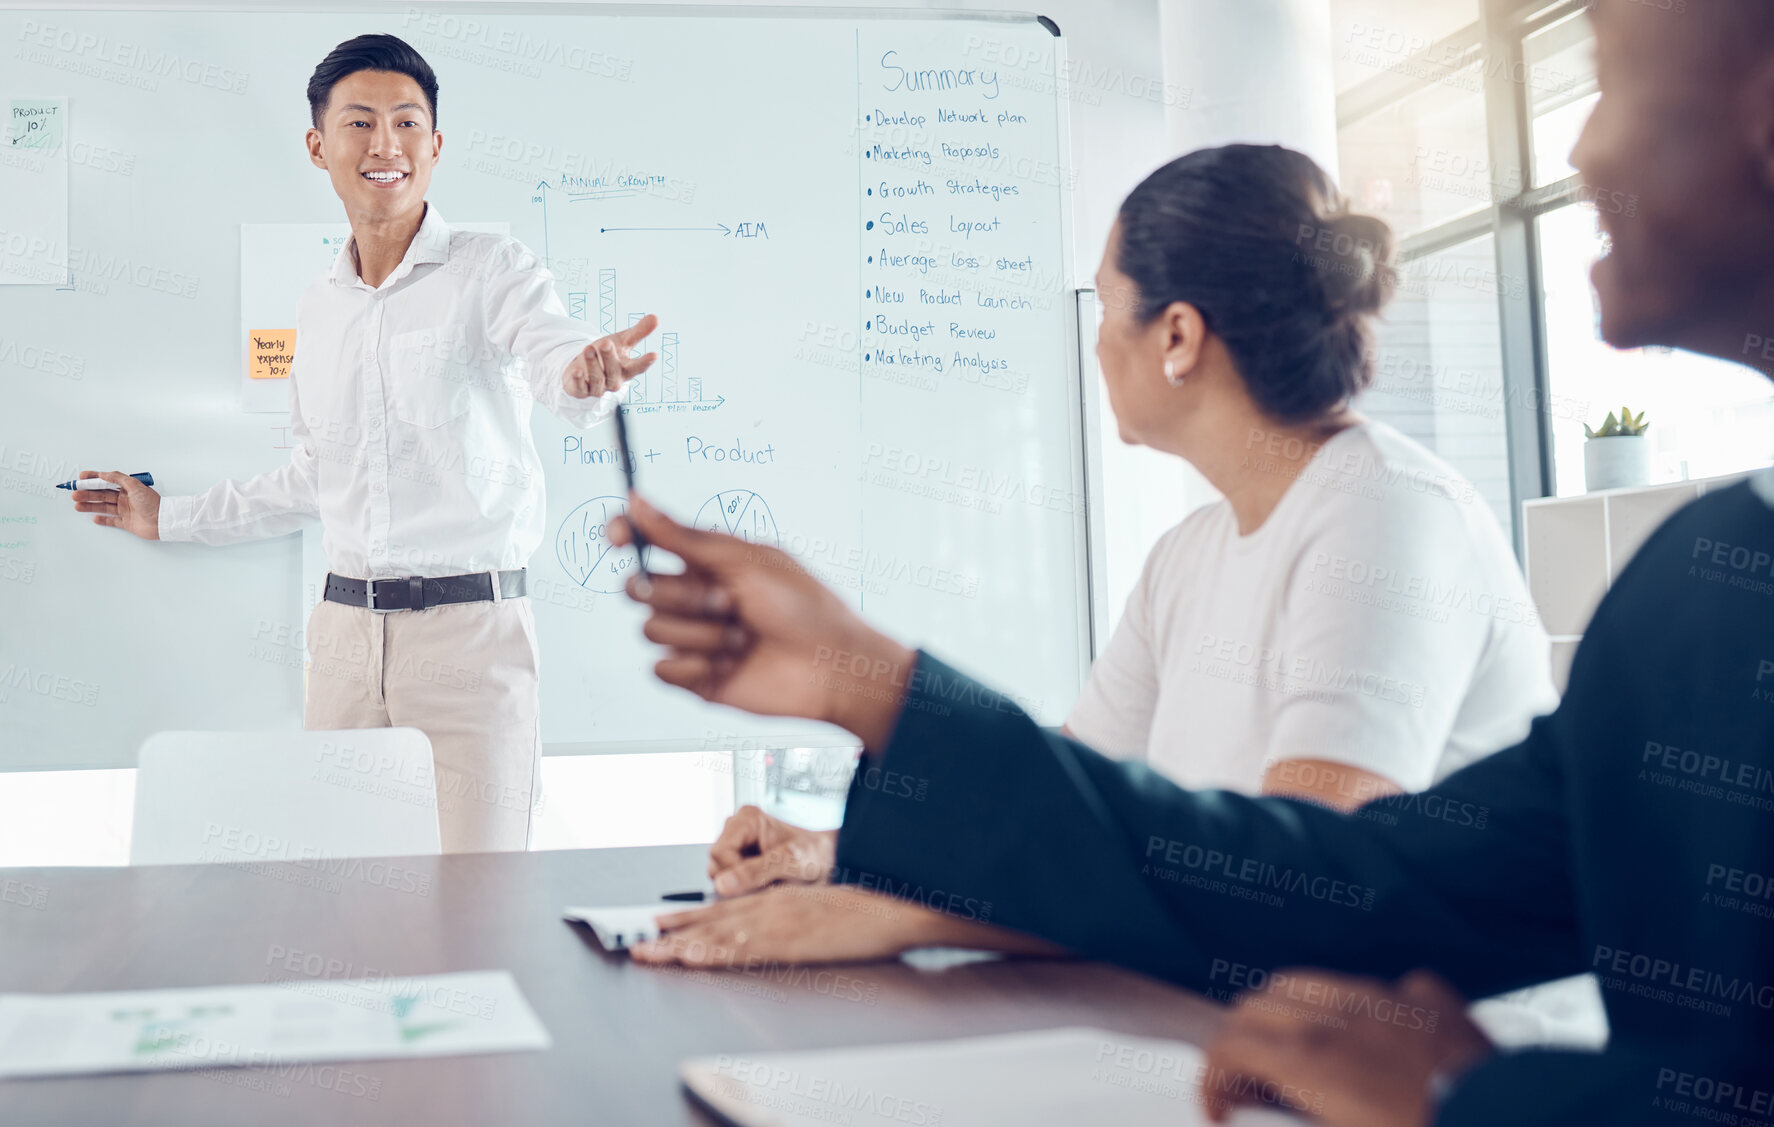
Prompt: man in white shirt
<box><xmin>68</xmin><ymin>34</ymin><xmax>652</xmax><ymax>852</ymax></box>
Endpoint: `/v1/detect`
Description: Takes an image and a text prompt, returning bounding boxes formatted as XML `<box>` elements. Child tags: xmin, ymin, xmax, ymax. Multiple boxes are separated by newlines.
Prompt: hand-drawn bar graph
<box><xmin>598</xmin><ymin>268</ymin><xmax>617</xmax><ymax>335</ymax></box>
<box><xmin>568</xmin><ymin>268</ymin><xmax>719</xmax><ymax>408</ymax></box>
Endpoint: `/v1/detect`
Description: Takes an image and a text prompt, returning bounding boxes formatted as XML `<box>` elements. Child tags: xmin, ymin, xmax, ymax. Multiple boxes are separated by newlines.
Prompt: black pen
<box><xmin>610</xmin><ymin>401</ymin><xmax>653</xmax><ymax>584</ymax></box>
<box><xmin>660</xmin><ymin>891</ymin><xmax>707</xmax><ymax>902</ymax></box>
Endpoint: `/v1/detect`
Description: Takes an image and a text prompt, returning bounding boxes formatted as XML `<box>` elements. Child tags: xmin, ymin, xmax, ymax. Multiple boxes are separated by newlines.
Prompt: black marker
<box><xmin>610</xmin><ymin>401</ymin><xmax>653</xmax><ymax>584</ymax></box>
<box><xmin>58</xmin><ymin>472</ymin><xmax>153</xmax><ymax>491</ymax></box>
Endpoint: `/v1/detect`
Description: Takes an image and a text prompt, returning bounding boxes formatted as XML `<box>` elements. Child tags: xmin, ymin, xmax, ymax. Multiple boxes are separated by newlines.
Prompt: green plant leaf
<box><xmin>1589</xmin><ymin>407</ymin><xmax>1649</xmax><ymax>437</ymax></box>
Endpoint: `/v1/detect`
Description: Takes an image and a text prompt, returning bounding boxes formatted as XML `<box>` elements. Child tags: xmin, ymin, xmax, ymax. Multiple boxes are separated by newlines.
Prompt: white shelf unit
<box><xmin>1522</xmin><ymin>472</ymin><xmax>1757</xmax><ymax>692</ymax></box>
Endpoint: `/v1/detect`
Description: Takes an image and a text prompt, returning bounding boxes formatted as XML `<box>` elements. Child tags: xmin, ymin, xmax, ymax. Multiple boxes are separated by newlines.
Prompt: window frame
<box><xmin>1336</xmin><ymin>0</ymin><xmax>1594</xmax><ymax>554</ymax></box>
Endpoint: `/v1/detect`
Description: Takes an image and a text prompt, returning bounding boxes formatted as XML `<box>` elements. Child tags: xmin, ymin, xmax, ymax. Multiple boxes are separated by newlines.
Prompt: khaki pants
<box><xmin>304</xmin><ymin>596</ymin><xmax>542</xmax><ymax>853</ymax></box>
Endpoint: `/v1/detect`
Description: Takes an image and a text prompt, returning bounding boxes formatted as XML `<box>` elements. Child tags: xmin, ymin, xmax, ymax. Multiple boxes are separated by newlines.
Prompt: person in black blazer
<box><xmin>608</xmin><ymin>1</ymin><xmax>1774</xmax><ymax>1122</ymax></box>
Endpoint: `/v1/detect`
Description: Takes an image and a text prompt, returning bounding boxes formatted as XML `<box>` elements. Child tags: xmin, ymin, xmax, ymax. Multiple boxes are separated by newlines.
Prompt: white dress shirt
<box><xmin>159</xmin><ymin>205</ymin><xmax>612</xmax><ymax>577</ymax></box>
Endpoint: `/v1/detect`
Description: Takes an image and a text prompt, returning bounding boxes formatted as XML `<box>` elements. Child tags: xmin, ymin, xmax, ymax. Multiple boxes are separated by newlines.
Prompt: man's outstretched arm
<box><xmin>834</xmin><ymin>651</ymin><xmax>1583</xmax><ymax>1002</ymax></box>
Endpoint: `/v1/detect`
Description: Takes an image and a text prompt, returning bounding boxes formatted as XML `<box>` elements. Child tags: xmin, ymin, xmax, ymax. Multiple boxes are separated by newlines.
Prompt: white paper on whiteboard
<box><xmin>0</xmin><ymin>95</ymin><xmax>69</xmax><ymax>286</ymax></box>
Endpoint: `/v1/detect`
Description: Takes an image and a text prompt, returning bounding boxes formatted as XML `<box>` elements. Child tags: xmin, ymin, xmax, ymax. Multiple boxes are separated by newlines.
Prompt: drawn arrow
<box><xmin>598</xmin><ymin>224</ymin><xmax>732</xmax><ymax>236</ymax></box>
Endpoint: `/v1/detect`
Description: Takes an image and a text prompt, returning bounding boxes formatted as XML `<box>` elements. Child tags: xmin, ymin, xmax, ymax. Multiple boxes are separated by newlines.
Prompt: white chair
<box><xmin>131</xmin><ymin>729</ymin><xmax>441</xmax><ymax>865</ymax></box>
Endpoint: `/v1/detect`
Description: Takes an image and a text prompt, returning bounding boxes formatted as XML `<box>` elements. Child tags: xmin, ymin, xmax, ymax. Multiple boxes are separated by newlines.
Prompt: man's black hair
<box><xmin>306</xmin><ymin>34</ymin><xmax>438</xmax><ymax>129</ymax></box>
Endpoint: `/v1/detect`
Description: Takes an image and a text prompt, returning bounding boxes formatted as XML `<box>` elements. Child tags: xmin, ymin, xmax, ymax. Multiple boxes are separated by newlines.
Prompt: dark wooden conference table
<box><xmin>0</xmin><ymin>844</ymin><xmax>1223</xmax><ymax>1125</ymax></box>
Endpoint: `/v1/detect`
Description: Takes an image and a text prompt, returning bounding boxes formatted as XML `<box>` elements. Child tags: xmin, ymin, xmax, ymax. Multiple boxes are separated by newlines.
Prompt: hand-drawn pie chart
<box><xmin>555</xmin><ymin>495</ymin><xmax>637</xmax><ymax>592</ymax></box>
<box><xmin>695</xmin><ymin>490</ymin><xmax>779</xmax><ymax>545</ymax></box>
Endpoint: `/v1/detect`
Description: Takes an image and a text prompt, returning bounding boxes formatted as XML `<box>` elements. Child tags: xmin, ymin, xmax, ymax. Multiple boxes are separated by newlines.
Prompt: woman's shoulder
<box><xmin>1316</xmin><ymin>421</ymin><xmax>1482</xmax><ymax>503</ymax></box>
<box><xmin>1130</xmin><ymin>502</ymin><xmax>1236</xmax><ymax>588</ymax></box>
<box><xmin>1305</xmin><ymin>424</ymin><xmax>1494</xmax><ymax>524</ymax></box>
<box><xmin>1152</xmin><ymin>499</ymin><xmax>1236</xmax><ymax>553</ymax></box>
<box><xmin>1296</xmin><ymin>422</ymin><xmax>1516</xmax><ymax>563</ymax></box>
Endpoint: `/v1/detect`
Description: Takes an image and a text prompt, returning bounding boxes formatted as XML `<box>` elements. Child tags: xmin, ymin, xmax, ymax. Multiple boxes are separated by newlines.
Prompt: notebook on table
<box><xmin>680</xmin><ymin>1026</ymin><xmax>1307</xmax><ymax>1126</ymax></box>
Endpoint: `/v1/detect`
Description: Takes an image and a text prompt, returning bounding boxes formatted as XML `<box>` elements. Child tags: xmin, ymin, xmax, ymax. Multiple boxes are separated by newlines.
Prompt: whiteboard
<box><xmin>0</xmin><ymin>3</ymin><xmax>1092</xmax><ymax>770</ymax></box>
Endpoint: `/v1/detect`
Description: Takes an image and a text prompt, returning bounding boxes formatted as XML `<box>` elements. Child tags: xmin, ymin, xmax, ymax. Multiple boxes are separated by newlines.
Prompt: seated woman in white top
<box><xmin>1070</xmin><ymin>146</ymin><xmax>1594</xmax><ymax>1046</ymax></box>
<box><xmin>1066</xmin><ymin>143</ymin><xmax>1557</xmax><ymax>808</ymax></box>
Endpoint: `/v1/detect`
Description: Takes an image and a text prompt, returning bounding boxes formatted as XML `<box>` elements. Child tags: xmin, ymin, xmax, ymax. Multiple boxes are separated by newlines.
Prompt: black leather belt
<box><xmin>323</xmin><ymin>569</ymin><xmax>527</xmax><ymax>613</ymax></box>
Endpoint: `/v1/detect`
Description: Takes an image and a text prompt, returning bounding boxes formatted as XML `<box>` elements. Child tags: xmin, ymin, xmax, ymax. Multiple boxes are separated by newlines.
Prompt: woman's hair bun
<box><xmin>1311</xmin><ymin>211</ymin><xmax>1397</xmax><ymax>319</ymax></box>
<box><xmin>1116</xmin><ymin>144</ymin><xmax>1400</xmax><ymax>424</ymax></box>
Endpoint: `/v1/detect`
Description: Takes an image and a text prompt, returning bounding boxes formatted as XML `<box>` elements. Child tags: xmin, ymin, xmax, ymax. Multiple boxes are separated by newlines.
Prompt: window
<box><xmin>1524</xmin><ymin>11</ymin><xmax>1596</xmax><ymax>186</ymax></box>
<box><xmin>1525</xmin><ymin>9</ymin><xmax>1773</xmax><ymax>494</ymax></box>
<box><xmin>735</xmin><ymin>746</ymin><xmax>853</xmax><ymax>832</ymax></box>
<box><xmin>1537</xmin><ymin>205</ymin><xmax>1774</xmax><ymax>494</ymax></box>
<box><xmin>1333</xmin><ymin>0</ymin><xmax>1483</xmax><ymax>96</ymax></box>
<box><xmin>1333</xmin><ymin>0</ymin><xmax>1519</xmax><ymax>539</ymax></box>
<box><xmin>1335</xmin><ymin>0</ymin><xmax>1774</xmax><ymax>549</ymax></box>
<box><xmin>1337</xmin><ymin>62</ymin><xmax>1493</xmax><ymax>234</ymax></box>
<box><xmin>1363</xmin><ymin>234</ymin><xmax>1514</xmax><ymax>534</ymax></box>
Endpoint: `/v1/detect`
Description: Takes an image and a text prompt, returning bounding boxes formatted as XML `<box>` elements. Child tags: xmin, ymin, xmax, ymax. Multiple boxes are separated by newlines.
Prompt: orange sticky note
<box><xmin>248</xmin><ymin>330</ymin><xmax>296</xmax><ymax>380</ymax></box>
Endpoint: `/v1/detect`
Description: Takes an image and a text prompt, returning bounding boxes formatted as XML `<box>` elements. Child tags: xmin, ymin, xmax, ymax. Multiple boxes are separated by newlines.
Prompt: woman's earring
<box><xmin>1164</xmin><ymin>361</ymin><xmax>1184</xmax><ymax>388</ymax></box>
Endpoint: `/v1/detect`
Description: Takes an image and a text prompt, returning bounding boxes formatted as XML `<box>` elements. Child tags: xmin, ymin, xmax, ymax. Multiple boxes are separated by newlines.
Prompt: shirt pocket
<box><xmin>388</xmin><ymin>323</ymin><xmax>472</xmax><ymax>428</ymax></box>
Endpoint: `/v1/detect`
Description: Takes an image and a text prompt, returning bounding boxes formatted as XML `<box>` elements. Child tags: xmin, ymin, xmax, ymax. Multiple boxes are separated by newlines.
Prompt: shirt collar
<box><xmin>330</xmin><ymin>202</ymin><xmax>451</xmax><ymax>290</ymax></box>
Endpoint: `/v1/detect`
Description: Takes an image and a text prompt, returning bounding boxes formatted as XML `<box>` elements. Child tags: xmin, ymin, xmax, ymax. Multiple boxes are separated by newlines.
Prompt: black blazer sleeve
<box><xmin>834</xmin><ymin>653</ymin><xmax>1583</xmax><ymax>1000</ymax></box>
<box><xmin>1439</xmin><ymin>1047</ymin><xmax>1773</xmax><ymax>1125</ymax></box>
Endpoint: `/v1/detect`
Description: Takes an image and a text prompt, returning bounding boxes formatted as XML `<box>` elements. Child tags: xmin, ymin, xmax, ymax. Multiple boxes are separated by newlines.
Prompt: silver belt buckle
<box><xmin>365</xmin><ymin>578</ymin><xmax>399</xmax><ymax>613</ymax></box>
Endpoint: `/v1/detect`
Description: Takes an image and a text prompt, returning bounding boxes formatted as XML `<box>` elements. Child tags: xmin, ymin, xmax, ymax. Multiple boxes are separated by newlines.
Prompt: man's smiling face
<box><xmin>305</xmin><ymin>68</ymin><xmax>440</xmax><ymax>221</ymax></box>
<box><xmin>1572</xmin><ymin>0</ymin><xmax>1774</xmax><ymax>356</ymax></box>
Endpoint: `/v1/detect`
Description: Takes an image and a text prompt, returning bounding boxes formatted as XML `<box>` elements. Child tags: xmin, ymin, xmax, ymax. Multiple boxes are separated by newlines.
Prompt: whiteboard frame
<box><xmin>1075</xmin><ymin>285</ymin><xmax>1109</xmax><ymax>662</ymax></box>
<box><xmin>8</xmin><ymin>1</ymin><xmax>1099</xmax><ymax>764</ymax></box>
<box><xmin>0</xmin><ymin>0</ymin><xmax>1053</xmax><ymax>23</ymax></box>
<box><xmin>1049</xmin><ymin>35</ymin><xmax>1098</xmax><ymax>686</ymax></box>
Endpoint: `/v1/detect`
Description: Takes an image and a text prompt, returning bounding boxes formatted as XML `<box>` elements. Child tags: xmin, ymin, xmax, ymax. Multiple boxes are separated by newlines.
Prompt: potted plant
<box><xmin>1583</xmin><ymin>406</ymin><xmax>1651</xmax><ymax>492</ymax></box>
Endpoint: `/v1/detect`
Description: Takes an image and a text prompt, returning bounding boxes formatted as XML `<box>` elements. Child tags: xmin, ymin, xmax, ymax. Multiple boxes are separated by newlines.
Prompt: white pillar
<box><xmin>1158</xmin><ymin>0</ymin><xmax>1338</xmax><ymax>176</ymax></box>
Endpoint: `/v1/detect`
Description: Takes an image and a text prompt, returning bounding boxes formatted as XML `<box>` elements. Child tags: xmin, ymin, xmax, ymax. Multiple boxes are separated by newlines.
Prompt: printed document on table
<box><xmin>0</xmin><ymin>970</ymin><xmax>550</xmax><ymax>1078</ymax></box>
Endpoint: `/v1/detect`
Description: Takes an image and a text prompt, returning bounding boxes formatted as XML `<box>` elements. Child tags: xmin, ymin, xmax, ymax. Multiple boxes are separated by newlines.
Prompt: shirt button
<box><xmin>373</xmin><ymin>483</ymin><xmax>386</xmax><ymax>494</ymax></box>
